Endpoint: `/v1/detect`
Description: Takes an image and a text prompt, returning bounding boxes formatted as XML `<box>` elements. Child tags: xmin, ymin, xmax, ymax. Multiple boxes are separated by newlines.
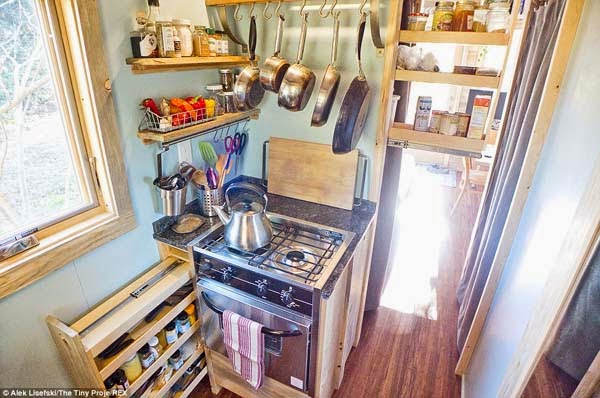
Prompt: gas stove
<box><xmin>192</xmin><ymin>213</ymin><xmax>354</xmax><ymax>316</ymax></box>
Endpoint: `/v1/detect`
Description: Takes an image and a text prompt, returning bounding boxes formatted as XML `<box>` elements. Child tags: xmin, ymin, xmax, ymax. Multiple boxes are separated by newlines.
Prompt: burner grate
<box><xmin>201</xmin><ymin>221</ymin><xmax>339</xmax><ymax>283</ymax></box>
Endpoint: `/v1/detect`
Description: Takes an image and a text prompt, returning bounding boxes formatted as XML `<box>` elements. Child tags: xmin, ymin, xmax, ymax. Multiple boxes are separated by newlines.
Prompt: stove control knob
<box><xmin>280</xmin><ymin>288</ymin><xmax>294</xmax><ymax>306</ymax></box>
<box><xmin>222</xmin><ymin>267</ymin><xmax>233</xmax><ymax>283</ymax></box>
<box><xmin>256</xmin><ymin>280</ymin><xmax>268</xmax><ymax>297</ymax></box>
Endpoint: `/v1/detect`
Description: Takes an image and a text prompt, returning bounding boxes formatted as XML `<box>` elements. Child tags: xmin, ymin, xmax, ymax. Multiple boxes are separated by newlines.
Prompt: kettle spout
<box><xmin>212</xmin><ymin>203</ymin><xmax>231</xmax><ymax>225</ymax></box>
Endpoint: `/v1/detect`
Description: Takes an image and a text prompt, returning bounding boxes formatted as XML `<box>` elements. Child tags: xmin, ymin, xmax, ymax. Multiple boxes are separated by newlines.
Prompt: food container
<box><xmin>206</xmin><ymin>84</ymin><xmax>225</xmax><ymax>116</ymax></box>
<box><xmin>219</xmin><ymin>69</ymin><xmax>234</xmax><ymax>92</ymax></box>
<box><xmin>456</xmin><ymin>113</ymin><xmax>471</xmax><ymax>137</ymax></box>
<box><xmin>198</xmin><ymin>187</ymin><xmax>224</xmax><ymax>217</ymax></box>
<box><xmin>453</xmin><ymin>66</ymin><xmax>477</xmax><ymax>75</ymax></box>
<box><xmin>453</xmin><ymin>0</ymin><xmax>475</xmax><ymax>31</ymax></box>
<box><xmin>429</xmin><ymin>110</ymin><xmax>445</xmax><ymax>133</ymax></box>
<box><xmin>440</xmin><ymin>113</ymin><xmax>459</xmax><ymax>136</ymax></box>
<box><xmin>173</xmin><ymin>19</ymin><xmax>193</xmax><ymax>57</ymax></box>
<box><xmin>486</xmin><ymin>3</ymin><xmax>510</xmax><ymax>33</ymax></box>
<box><xmin>156</xmin><ymin>19</ymin><xmax>175</xmax><ymax>57</ymax></box>
<box><xmin>467</xmin><ymin>95</ymin><xmax>492</xmax><ymax>139</ymax></box>
<box><xmin>157</xmin><ymin>184</ymin><xmax>187</xmax><ymax>216</ymax></box>
<box><xmin>432</xmin><ymin>1</ymin><xmax>455</xmax><ymax>31</ymax></box>
<box><xmin>414</xmin><ymin>96</ymin><xmax>432</xmax><ymax>132</ymax></box>
<box><xmin>219</xmin><ymin>92</ymin><xmax>237</xmax><ymax>113</ymax></box>
<box><xmin>408</xmin><ymin>13</ymin><xmax>429</xmax><ymax>31</ymax></box>
<box><xmin>472</xmin><ymin>5</ymin><xmax>489</xmax><ymax>32</ymax></box>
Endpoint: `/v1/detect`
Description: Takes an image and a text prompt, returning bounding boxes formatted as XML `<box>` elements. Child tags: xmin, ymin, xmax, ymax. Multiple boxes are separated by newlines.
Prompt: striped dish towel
<box><xmin>223</xmin><ymin>310</ymin><xmax>265</xmax><ymax>389</ymax></box>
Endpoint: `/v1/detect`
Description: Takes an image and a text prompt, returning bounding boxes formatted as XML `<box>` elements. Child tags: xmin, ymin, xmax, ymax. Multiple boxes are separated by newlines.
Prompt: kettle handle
<box><xmin>225</xmin><ymin>182</ymin><xmax>268</xmax><ymax>211</ymax></box>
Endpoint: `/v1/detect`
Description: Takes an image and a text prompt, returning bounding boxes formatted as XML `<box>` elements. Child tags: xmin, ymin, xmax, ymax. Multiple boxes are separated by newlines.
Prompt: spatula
<box><xmin>198</xmin><ymin>142</ymin><xmax>218</xmax><ymax>168</ymax></box>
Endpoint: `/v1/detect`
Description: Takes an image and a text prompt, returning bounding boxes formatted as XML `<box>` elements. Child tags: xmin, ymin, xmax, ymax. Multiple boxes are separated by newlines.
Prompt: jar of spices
<box><xmin>206</xmin><ymin>84</ymin><xmax>224</xmax><ymax>117</ymax></box>
<box><xmin>184</xmin><ymin>303</ymin><xmax>197</xmax><ymax>324</ymax></box>
<box><xmin>192</xmin><ymin>26</ymin><xmax>211</xmax><ymax>56</ymax></box>
<box><xmin>408</xmin><ymin>13</ymin><xmax>428</xmax><ymax>31</ymax></box>
<box><xmin>138</xmin><ymin>343</ymin><xmax>155</xmax><ymax>369</ymax></box>
<box><xmin>453</xmin><ymin>0</ymin><xmax>475</xmax><ymax>31</ymax></box>
<box><xmin>169</xmin><ymin>350</ymin><xmax>184</xmax><ymax>371</ymax></box>
<box><xmin>156</xmin><ymin>19</ymin><xmax>175</xmax><ymax>57</ymax></box>
<box><xmin>432</xmin><ymin>2</ymin><xmax>455</xmax><ymax>31</ymax></box>
<box><xmin>472</xmin><ymin>5</ymin><xmax>489</xmax><ymax>32</ymax></box>
<box><xmin>486</xmin><ymin>2</ymin><xmax>510</xmax><ymax>33</ymax></box>
<box><xmin>120</xmin><ymin>353</ymin><xmax>142</xmax><ymax>382</ymax></box>
<box><xmin>165</xmin><ymin>321</ymin><xmax>178</xmax><ymax>345</ymax></box>
<box><xmin>176</xmin><ymin>311</ymin><xmax>191</xmax><ymax>334</ymax></box>
<box><xmin>113</xmin><ymin>369</ymin><xmax>130</xmax><ymax>391</ymax></box>
<box><xmin>172</xmin><ymin>28</ymin><xmax>182</xmax><ymax>58</ymax></box>
<box><xmin>219</xmin><ymin>69</ymin><xmax>234</xmax><ymax>92</ymax></box>
<box><xmin>173</xmin><ymin>19</ymin><xmax>193</xmax><ymax>57</ymax></box>
<box><xmin>148</xmin><ymin>335</ymin><xmax>163</xmax><ymax>360</ymax></box>
<box><xmin>207</xmin><ymin>28</ymin><xmax>218</xmax><ymax>57</ymax></box>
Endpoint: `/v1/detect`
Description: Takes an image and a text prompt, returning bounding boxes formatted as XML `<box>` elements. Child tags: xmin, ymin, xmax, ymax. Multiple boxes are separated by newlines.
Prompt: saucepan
<box><xmin>260</xmin><ymin>13</ymin><xmax>290</xmax><ymax>93</ymax></box>
<box><xmin>234</xmin><ymin>15</ymin><xmax>265</xmax><ymax>111</ymax></box>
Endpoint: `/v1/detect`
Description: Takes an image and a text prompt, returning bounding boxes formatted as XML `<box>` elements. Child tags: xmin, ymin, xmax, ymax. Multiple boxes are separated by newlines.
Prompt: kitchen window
<box><xmin>0</xmin><ymin>0</ymin><xmax>135</xmax><ymax>298</ymax></box>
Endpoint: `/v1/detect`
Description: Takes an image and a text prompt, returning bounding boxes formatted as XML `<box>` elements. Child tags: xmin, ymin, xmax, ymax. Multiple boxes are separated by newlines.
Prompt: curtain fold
<box><xmin>456</xmin><ymin>0</ymin><xmax>566</xmax><ymax>351</ymax></box>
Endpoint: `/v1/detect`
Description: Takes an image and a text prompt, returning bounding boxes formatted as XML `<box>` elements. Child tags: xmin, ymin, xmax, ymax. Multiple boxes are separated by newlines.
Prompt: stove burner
<box><xmin>286</xmin><ymin>250</ymin><xmax>305</xmax><ymax>262</ymax></box>
<box><xmin>227</xmin><ymin>245</ymin><xmax>270</xmax><ymax>259</ymax></box>
<box><xmin>272</xmin><ymin>246</ymin><xmax>319</xmax><ymax>276</ymax></box>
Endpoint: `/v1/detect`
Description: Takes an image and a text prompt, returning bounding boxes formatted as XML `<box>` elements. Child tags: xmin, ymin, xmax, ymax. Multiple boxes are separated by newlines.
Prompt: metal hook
<box><xmin>359</xmin><ymin>0</ymin><xmax>368</xmax><ymax>16</ymax></box>
<box><xmin>249</xmin><ymin>2</ymin><xmax>256</xmax><ymax>18</ymax></box>
<box><xmin>263</xmin><ymin>1</ymin><xmax>273</xmax><ymax>19</ymax></box>
<box><xmin>234</xmin><ymin>4</ymin><xmax>243</xmax><ymax>21</ymax></box>
<box><xmin>319</xmin><ymin>0</ymin><xmax>330</xmax><ymax>18</ymax></box>
<box><xmin>275</xmin><ymin>0</ymin><xmax>284</xmax><ymax>18</ymax></box>
<box><xmin>299</xmin><ymin>0</ymin><xmax>307</xmax><ymax>16</ymax></box>
<box><xmin>329</xmin><ymin>0</ymin><xmax>339</xmax><ymax>17</ymax></box>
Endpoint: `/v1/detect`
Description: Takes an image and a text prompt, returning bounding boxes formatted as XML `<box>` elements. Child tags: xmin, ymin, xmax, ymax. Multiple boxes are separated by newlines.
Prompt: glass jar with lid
<box><xmin>119</xmin><ymin>353</ymin><xmax>142</xmax><ymax>382</ymax></box>
<box><xmin>454</xmin><ymin>0</ymin><xmax>476</xmax><ymax>31</ymax></box>
<box><xmin>472</xmin><ymin>5</ymin><xmax>489</xmax><ymax>32</ymax></box>
<box><xmin>173</xmin><ymin>19</ymin><xmax>193</xmax><ymax>57</ymax></box>
<box><xmin>219</xmin><ymin>92</ymin><xmax>237</xmax><ymax>114</ymax></box>
<box><xmin>193</xmin><ymin>26</ymin><xmax>211</xmax><ymax>57</ymax></box>
<box><xmin>206</xmin><ymin>84</ymin><xmax>225</xmax><ymax>117</ymax></box>
<box><xmin>156</xmin><ymin>18</ymin><xmax>175</xmax><ymax>57</ymax></box>
<box><xmin>486</xmin><ymin>2</ymin><xmax>510</xmax><ymax>33</ymax></box>
<box><xmin>432</xmin><ymin>2</ymin><xmax>455</xmax><ymax>31</ymax></box>
<box><xmin>408</xmin><ymin>13</ymin><xmax>428</xmax><ymax>31</ymax></box>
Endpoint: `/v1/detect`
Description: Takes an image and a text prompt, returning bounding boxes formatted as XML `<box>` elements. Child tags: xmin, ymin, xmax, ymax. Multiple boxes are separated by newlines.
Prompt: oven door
<box><xmin>197</xmin><ymin>278</ymin><xmax>312</xmax><ymax>393</ymax></box>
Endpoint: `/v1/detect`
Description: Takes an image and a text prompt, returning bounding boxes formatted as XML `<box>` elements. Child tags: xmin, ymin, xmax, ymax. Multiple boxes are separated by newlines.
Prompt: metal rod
<box><xmin>387</xmin><ymin>139</ymin><xmax>483</xmax><ymax>159</ymax></box>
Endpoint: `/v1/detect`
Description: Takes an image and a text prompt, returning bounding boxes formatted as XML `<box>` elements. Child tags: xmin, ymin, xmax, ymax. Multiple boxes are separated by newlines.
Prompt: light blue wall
<box><xmin>463</xmin><ymin>1</ymin><xmax>600</xmax><ymax>396</ymax></box>
<box><xmin>0</xmin><ymin>0</ymin><xmax>384</xmax><ymax>386</ymax></box>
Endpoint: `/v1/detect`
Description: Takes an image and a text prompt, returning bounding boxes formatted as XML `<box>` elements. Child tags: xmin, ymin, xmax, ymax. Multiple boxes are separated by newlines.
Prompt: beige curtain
<box><xmin>456</xmin><ymin>0</ymin><xmax>566</xmax><ymax>351</ymax></box>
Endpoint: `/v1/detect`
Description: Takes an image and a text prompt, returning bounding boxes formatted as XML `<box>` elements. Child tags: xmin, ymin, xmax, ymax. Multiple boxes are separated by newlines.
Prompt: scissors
<box><xmin>233</xmin><ymin>131</ymin><xmax>247</xmax><ymax>175</ymax></box>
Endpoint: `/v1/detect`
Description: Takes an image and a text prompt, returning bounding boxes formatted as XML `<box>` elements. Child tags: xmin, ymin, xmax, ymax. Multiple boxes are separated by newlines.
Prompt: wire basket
<box><xmin>139</xmin><ymin>107</ymin><xmax>217</xmax><ymax>133</ymax></box>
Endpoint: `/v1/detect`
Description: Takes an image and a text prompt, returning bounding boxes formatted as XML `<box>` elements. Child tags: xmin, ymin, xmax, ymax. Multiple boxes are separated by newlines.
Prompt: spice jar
<box><xmin>472</xmin><ymin>5</ymin><xmax>489</xmax><ymax>32</ymax></box>
<box><xmin>165</xmin><ymin>321</ymin><xmax>178</xmax><ymax>345</ymax></box>
<box><xmin>193</xmin><ymin>26</ymin><xmax>211</xmax><ymax>57</ymax></box>
<box><xmin>486</xmin><ymin>3</ymin><xmax>510</xmax><ymax>33</ymax></box>
<box><xmin>173</xmin><ymin>19</ymin><xmax>193</xmax><ymax>57</ymax></box>
<box><xmin>453</xmin><ymin>0</ymin><xmax>475</xmax><ymax>31</ymax></box>
<box><xmin>432</xmin><ymin>2</ymin><xmax>455</xmax><ymax>31</ymax></box>
<box><xmin>120</xmin><ymin>353</ymin><xmax>142</xmax><ymax>382</ymax></box>
<box><xmin>172</xmin><ymin>28</ymin><xmax>182</xmax><ymax>58</ymax></box>
<box><xmin>148</xmin><ymin>335</ymin><xmax>163</xmax><ymax>360</ymax></box>
<box><xmin>176</xmin><ymin>311</ymin><xmax>191</xmax><ymax>334</ymax></box>
<box><xmin>207</xmin><ymin>28</ymin><xmax>218</xmax><ymax>57</ymax></box>
<box><xmin>184</xmin><ymin>303</ymin><xmax>197</xmax><ymax>324</ymax></box>
<box><xmin>169</xmin><ymin>350</ymin><xmax>184</xmax><ymax>371</ymax></box>
<box><xmin>138</xmin><ymin>343</ymin><xmax>155</xmax><ymax>369</ymax></box>
<box><xmin>219</xmin><ymin>69</ymin><xmax>234</xmax><ymax>92</ymax></box>
<box><xmin>408</xmin><ymin>13</ymin><xmax>428</xmax><ymax>31</ymax></box>
<box><xmin>113</xmin><ymin>369</ymin><xmax>130</xmax><ymax>391</ymax></box>
<box><xmin>156</xmin><ymin>19</ymin><xmax>175</xmax><ymax>57</ymax></box>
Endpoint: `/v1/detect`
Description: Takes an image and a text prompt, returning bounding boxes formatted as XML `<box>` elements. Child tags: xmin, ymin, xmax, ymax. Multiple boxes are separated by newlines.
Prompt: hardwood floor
<box><xmin>191</xmin><ymin>165</ymin><xmax>481</xmax><ymax>398</ymax></box>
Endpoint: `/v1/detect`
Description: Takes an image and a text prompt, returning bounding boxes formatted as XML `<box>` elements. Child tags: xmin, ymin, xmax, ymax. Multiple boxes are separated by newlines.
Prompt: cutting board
<box><xmin>267</xmin><ymin>137</ymin><xmax>359</xmax><ymax>210</ymax></box>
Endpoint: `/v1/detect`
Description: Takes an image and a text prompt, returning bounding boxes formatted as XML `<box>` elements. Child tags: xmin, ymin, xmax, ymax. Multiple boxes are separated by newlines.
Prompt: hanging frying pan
<box><xmin>332</xmin><ymin>12</ymin><xmax>371</xmax><ymax>154</ymax></box>
<box><xmin>234</xmin><ymin>16</ymin><xmax>265</xmax><ymax>111</ymax></box>
<box><xmin>278</xmin><ymin>12</ymin><xmax>316</xmax><ymax>112</ymax></box>
<box><xmin>311</xmin><ymin>12</ymin><xmax>341</xmax><ymax>127</ymax></box>
<box><xmin>259</xmin><ymin>14</ymin><xmax>290</xmax><ymax>93</ymax></box>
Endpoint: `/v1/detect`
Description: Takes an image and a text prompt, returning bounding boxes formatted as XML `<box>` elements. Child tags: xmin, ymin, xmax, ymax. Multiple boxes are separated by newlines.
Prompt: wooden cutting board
<box><xmin>267</xmin><ymin>137</ymin><xmax>359</xmax><ymax>210</ymax></box>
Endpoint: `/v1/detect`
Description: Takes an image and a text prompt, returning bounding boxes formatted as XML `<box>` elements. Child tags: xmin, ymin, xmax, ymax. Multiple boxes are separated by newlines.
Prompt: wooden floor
<box><xmin>191</xmin><ymin>165</ymin><xmax>480</xmax><ymax>398</ymax></box>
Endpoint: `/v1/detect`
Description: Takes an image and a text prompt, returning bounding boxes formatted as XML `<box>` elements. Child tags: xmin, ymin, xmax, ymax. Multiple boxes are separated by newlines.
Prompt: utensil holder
<box><xmin>198</xmin><ymin>187</ymin><xmax>224</xmax><ymax>217</ymax></box>
<box><xmin>158</xmin><ymin>185</ymin><xmax>187</xmax><ymax>216</ymax></box>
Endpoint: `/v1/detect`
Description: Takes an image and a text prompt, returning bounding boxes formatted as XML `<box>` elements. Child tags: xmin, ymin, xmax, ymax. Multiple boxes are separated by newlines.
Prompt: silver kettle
<box><xmin>212</xmin><ymin>182</ymin><xmax>273</xmax><ymax>252</ymax></box>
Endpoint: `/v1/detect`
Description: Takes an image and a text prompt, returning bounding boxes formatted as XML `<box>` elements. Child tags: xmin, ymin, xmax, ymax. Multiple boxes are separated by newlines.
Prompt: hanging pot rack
<box><xmin>211</xmin><ymin>0</ymin><xmax>384</xmax><ymax>52</ymax></box>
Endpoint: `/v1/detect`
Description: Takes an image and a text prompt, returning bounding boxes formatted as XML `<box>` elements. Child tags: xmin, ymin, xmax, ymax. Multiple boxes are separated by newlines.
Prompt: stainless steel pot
<box><xmin>259</xmin><ymin>14</ymin><xmax>290</xmax><ymax>93</ymax></box>
<box><xmin>212</xmin><ymin>182</ymin><xmax>273</xmax><ymax>251</ymax></box>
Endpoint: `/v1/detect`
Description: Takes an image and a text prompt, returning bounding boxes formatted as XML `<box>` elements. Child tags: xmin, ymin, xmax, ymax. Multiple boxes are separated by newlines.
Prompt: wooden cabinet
<box><xmin>47</xmin><ymin>257</ymin><xmax>207</xmax><ymax>397</ymax></box>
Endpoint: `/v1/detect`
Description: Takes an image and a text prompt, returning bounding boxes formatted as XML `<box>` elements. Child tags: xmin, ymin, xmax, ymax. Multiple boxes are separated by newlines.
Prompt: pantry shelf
<box><xmin>175</xmin><ymin>367</ymin><xmax>209</xmax><ymax>398</ymax></box>
<box><xmin>388</xmin><ymin>123</ymin><xmax>485</xmax><ymax>158</ymax></box>
<box><xmin>137</xmin><ymin>109</ymin><xmax>260</xmax><ymax>145</ymax></box>
<box><xmin>398</xmin><ymin>30</ymin><xmax>510</xmax><ymax>46</ymax></box>
<box><xmin>149</xmin><ymin>347</ymin><xmax>204</xmax><ymax>398</ymax></box>
<box><xmin>395</xmin><ymin>69</ymin><xmax>500</xmax><ymax>88</ymax></box>
<box><xmin>125</xmin><ymin>56</ymin><xmax>252</xmax><ymax>74</ymax></box>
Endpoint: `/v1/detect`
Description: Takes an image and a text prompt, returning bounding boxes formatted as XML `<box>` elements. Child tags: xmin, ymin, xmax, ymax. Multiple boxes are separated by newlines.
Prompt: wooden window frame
<box><xmin>0</xmin><ymin>0</ymin><xmax>135</xmax><ymax>299</ymax></box>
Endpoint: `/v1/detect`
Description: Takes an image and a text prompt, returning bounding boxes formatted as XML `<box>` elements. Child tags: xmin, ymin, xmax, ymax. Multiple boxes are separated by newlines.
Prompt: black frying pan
<box><xmin>332</xmin><ymin>12</ymin><xmax>371</xmax><ymax>154</ymax></box>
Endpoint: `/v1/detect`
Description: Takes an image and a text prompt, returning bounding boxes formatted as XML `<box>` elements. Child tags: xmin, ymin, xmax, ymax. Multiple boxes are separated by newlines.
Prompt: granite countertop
<box><xmin>152</xmin><ymin>177</ymin><xmax>377</xmax><ymax>298</ymax></box>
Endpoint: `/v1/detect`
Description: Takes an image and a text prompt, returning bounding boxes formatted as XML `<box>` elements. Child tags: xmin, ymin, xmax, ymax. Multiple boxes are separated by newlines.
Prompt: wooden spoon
<box><xmin>191</xmin><ymin>169</ymin><xmax>208</xmax><ymax>189</ymax></box>
<box><xmin>216</xmin><ymin>154</ymin><xmax>227</xmax><ymax>187</ymax></box>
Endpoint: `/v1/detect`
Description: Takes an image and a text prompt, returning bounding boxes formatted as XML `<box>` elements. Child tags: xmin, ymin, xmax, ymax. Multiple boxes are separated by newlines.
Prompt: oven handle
<box><xmin>200</xmin><ymin>291</ymin><xmax>303</xmax><ymax>337</ymax></box>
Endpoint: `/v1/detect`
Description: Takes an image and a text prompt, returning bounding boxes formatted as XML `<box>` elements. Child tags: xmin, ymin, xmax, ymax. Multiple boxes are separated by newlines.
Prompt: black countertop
<box><xmin>152</xmin><ymin>177</ymin><xmax>377</xmax><ymax>298</ymax></box>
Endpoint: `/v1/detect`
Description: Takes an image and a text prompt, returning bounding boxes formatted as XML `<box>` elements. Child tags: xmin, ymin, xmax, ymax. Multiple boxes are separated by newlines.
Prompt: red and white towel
<box><xmin>223</xmin><ymin>310</ymin><xmax>265</xmax><ymax>389</ymax></box>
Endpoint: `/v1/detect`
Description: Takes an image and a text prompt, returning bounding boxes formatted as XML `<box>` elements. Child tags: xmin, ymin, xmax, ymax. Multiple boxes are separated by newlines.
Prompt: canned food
<box><xmin>457</xmin><ymin>113</ymin><xmax>471</xmax><ymax>137</ymax></box>
<box><xmin>414</xmin><ymin>96</ymin><xmax>432</xmax><ymax>132</ymax></box>
<box><xmin>429</xmin><ymin>110</ymin><xmax>445</xmax><ymax>133</ymax></box>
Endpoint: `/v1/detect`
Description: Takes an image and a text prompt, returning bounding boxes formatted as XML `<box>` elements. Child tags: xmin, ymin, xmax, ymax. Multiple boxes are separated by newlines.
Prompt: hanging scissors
<box><xmin>233</xmin><ymin>130</ymin><xmax>247</xmax><ymax>175</ymax></box>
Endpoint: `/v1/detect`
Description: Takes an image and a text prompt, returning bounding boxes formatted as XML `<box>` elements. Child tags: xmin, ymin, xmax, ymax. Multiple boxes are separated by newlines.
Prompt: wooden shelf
<box><xmin>388</xmin><ymin>123</ymin><xmax>485</xmax><ymax>158</ymax></box>
<box><xmin>126</xmin><ymin>56</ymin><xmax>251</xmax><ymax>74</ymax></box>
<box><xmin>127</xmin><ymin>321</ymin><xmax>201</xmax><ymax>396</ymax></box>
<box><xmin>395</xmin><ymin>69</ymin><xmax>500</xmax><ymax>88</ymax></box>
<box><xmin>138</xmin><ymin>110</ymin><xmax>260</xmax><ymax>145</ymax></box>
<box><xmin>174</xmin><ymin>367</ymin><xmax>208</xmax><ymax>398</ymax></box>
<box><xmin>150</xmin><ymin>346</ymin><xmax>204</xmax><ymax>398</ymax></box>
<box><xmin>98</xmin><ymin>291</ymin><xmax>197</xmax><ymax>379</ymax></box>
<box><xmin>398</xmin><ymin>30</ymin><xmax>510</xmax><ymax>46</ymax></box>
